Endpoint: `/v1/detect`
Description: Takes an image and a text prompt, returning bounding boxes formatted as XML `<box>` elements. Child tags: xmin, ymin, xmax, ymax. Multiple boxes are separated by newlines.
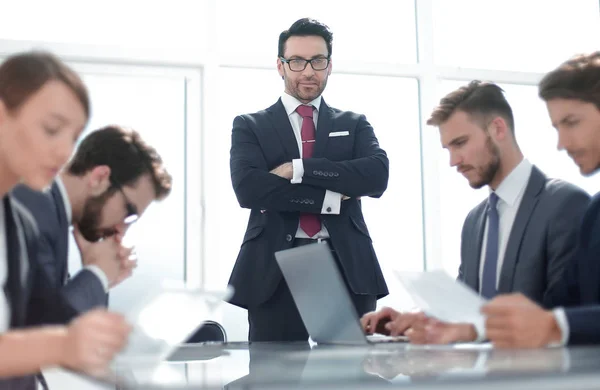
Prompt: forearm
<box><xmin>0</xmin><ymin>326</ymin><xmax>66</xmax><ymax>377</ymax></box>
<box><xmin>61</xmin><ymin>269</ymin><xmax>108</xmax><ymax>315</ymax></box>
<box><xmin>232</xmin><ymin>169</ymin><xmax>327</xmax><ymax>212</ymax></box>
<box><xmin>300</xmin><ymin>156</ymin><xmax>389</xmax><ymax>197</ymax></box>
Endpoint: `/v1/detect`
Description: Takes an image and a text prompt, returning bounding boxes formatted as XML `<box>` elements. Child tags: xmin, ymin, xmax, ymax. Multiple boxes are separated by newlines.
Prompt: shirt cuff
<box><xmin>472</xmin><ymin>316</ymin><xmax>487</xmax><ymax>342</ymax></box>
<box><xmin>321</xmin><ymin>191</ymin><xmax>341</xmax><ymax>215</ymax></box>
<box><xmin>291</xmin><ymin>159</ymin><xmax>304</xmax><ymax>184</ymax></box>
<box><xmin>84</xmin><ymin>265</ymin><xmax>110</xmax><ymax>292</ymax></box>
<box><xmin>552</xmin><ymin>308</ymin><xmax>569</xmax><ymax>346</ymax></box>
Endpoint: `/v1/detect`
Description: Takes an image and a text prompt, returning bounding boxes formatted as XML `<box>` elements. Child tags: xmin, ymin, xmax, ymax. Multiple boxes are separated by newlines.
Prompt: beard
<box><xmin>77</xmin><ymin>191</ymin><xmax>113</xmax><ymax>242</ymax></box>
<box><xmin>469</xmin><ymin>136</ymin><xmax>501</xmax><ymax>189</ymax></box>
<box><xmin>284</xmin><ymin>73</ymin><xmax>328</xmax><ymax>103</ymax></box>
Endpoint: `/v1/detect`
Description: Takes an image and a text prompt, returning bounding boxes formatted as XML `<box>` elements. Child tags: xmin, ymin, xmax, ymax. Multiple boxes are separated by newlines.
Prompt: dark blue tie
<box><xmin>481</xmin><ymin>193</ymin><xmax>499</xmax><ymax>299</ymax></box>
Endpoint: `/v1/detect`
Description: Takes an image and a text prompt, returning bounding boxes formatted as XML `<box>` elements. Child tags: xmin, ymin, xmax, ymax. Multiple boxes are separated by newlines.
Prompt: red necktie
<box><xmin>296</xmin><ymin>105</ymin><xmax>321</xmax><ymax>238</ymax></box>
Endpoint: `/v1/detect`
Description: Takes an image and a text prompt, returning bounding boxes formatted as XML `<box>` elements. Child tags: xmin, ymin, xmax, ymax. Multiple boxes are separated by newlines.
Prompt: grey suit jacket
<box><xmin>458</xmin><ymin>166</ymin><xmax>590</xmax><ymax>307</ymax></box>
<box><xmin>12</xmin><ymin>182</ymin><xmax>107</xmax><ymax>325</ymax></box>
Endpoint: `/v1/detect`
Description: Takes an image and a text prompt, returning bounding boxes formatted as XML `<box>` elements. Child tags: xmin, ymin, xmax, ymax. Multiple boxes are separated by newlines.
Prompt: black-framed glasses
<box><xmin>280</xmin><ymin>56</ymin><xmax>330</xmax><ymax>72</ymax></box>
<box><xmin>112</xmin><ymin>182</ymin><xmax>139</xmax><ymax>224</ymax></box>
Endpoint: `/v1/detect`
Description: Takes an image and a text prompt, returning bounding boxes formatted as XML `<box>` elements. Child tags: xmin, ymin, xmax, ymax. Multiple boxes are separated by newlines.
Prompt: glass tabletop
<box><xmin>98</xmin><ymin>342</ymin><xmax>600</xmax><ymax>389</ymax></box>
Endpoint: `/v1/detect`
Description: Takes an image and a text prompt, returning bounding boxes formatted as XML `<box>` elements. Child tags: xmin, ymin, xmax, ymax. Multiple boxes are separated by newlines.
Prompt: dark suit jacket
<box><xmin>0</xmin><ymin>195</ymin><xmax>76</xmax><ymax>390</ymax></box>
<box><xmin>546</xmin><ymin>193</ymin><xmax>600</xmax><ymax>344</ymax></box>
<box><xmin>228</xmin><ymin>98</ymin><xmax>389</xmax><ymax>307</ymax></box>
<box><xmin>12</xmin><ymin>182</ymin><xmax>107</xmax><ymax>326</ymax></box>
<box><xmin>458</xmin><ymin>166</ymin><xmax>589</xmax><ymax>307</ymax></box>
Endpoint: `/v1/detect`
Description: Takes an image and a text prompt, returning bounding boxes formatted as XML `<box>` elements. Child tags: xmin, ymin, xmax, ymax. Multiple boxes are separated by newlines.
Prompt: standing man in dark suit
<box><xmin>362</xmin><ymin>81</ymin><xmax>589</xmax><ymax>343</ymax></box>
<box><xmin>229</xmin><ymin>18</ymin><xmax>389</xmax><ymax>342</ymax></box>
<box><xmin>12</xmin><ymin>125</ymin><xmax>172</xmax><ymax>325</ymax></box>
<box><xmin>483</xmin><ymin>52</ymin><xmax>600</xmax><ymax>347</ymax></box>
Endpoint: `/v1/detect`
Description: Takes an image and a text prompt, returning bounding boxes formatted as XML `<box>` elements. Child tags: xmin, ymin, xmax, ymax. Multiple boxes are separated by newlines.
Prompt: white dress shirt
<box><xmin>55</xmin><ymin>176</ymin><xmax>109</xmax><ymax>292</ymax></box>
<box><xmin>0</xmin><ymin>205</ymin><xmax>9</xmax><ymax>332</ymax></box>
<box><xmin>478</xmin><ymin>159</ymin><xmax>533</xmax><ymax>290</ymax></box>
<box><xmin>280</xmin><ymin>92</ymin><xmax>342</xmax><ymax>239</ymax></box>
<box><xmin>474</xmin><ymin>158</ymin><xmax>532</xmax><ymax>340</ymax></box>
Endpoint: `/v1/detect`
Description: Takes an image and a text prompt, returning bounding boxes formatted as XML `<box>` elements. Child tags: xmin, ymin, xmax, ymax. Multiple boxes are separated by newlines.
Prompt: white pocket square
<box><xmin>329</xmin><ymin>131</ymin><xmax>349</xmax><ymax>137</ymax></box>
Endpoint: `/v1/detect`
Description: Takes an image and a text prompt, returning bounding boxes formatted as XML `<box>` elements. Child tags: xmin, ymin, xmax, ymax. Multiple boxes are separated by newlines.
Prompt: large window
<box><xmin>0</xmin><ymin>0</ymin><xmax>598</xmax><ymax>345</ymax></box>
<box><xmin>432</xmin><ymin>0</ymin><xmax>600</xmax><ymax>72</ymax></box>
<box><xmin>436</xmin><ymin>80</ymin><xmax>600</xmax><ymax>276</ymax></box>
<box><xmin>63</xmin><ymin>64</ymin><xmax>198</xmax><ymax>314</ymax></box>
<box><xmin>0</xmin><ymin>0</ymin><xmax>210</xmax><ymax>51</ymax></box>
<box><xmin>216</xmin><ymin>0</ymin><xmax>417</xmax><ymax>65</ymax></box>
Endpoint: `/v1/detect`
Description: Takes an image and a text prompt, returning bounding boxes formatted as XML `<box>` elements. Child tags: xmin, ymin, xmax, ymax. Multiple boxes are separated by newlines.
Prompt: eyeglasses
<box><xmin>112</xmin><ymin>183</ymin><xmax>139</xmax><ymax>225</ymax></box>
<box><xmin>280</xmin><ymin>56</ymin><xmax>330</xmax><ymax>72</ymax></box>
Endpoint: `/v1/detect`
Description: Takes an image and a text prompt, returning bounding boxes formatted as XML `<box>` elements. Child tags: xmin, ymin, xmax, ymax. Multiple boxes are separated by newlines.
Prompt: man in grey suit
<box><xmin>13</xmin><ymin>125</ymin><xmax>172</xmax><ymax>325</ymax></box>
<box><xmin>362</xmin><ymin>81</ymin><xmax>589</xmax><ymax>343</ymax></box>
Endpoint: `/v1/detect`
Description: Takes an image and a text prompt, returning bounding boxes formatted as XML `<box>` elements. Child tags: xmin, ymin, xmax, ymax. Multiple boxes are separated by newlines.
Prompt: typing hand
<box><xmin>406</xmin><ymin>317</ymin><xmax>476</xmax><ymax>344</ymax></box>
<box><xmin>361</xmin><ymin>307</ymin><xmax>401</xmax><ymax>335</ymax></box>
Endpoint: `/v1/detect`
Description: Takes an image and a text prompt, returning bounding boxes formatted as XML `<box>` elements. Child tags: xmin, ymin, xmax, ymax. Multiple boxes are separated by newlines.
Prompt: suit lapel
<box><xmin>50</xmin><ymin>182</ymin><xmax>68</xmax><ymax>228</ymax></box>
<box><xmin>466</xmin><ymin>204</ymin><xmax>487</xmax><ymax>290</ymax></box>
<box><xmin>266</xmin><ymin>99</ymin><xmax>300</xmax><ymax>160</ymax></box>
<box><xmin>4</xmin><ymin>196</ymin><xmax>25</xmax><ymax>327</ymax></box>
<box><xmin>498</xmin><ymin>166</ymin><xmax>545</xmax><ymax>293</ymax></box>
<box><xmin>50</xmin><ymin>182</ymin><xmax>70</xmax><ymax>283</ymax></box>
<box><xmin>314</xmin><ymin>99</ymin><xmax>333</xmax><ymax>158</ymax></box>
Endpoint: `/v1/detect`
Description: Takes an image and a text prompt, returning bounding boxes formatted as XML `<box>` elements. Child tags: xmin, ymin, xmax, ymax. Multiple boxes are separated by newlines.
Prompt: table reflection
<box><xmin>102</xmin><ymin>342</ymin><xmax>583</xmax><ymax>389</ymax></box>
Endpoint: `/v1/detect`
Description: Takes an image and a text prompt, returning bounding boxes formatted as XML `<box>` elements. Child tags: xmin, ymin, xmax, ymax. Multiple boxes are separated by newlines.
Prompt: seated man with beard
<box><xmin>12</xmin><ymin>125</ymin><xmax>172</xmax><ymax>324</ymax></box>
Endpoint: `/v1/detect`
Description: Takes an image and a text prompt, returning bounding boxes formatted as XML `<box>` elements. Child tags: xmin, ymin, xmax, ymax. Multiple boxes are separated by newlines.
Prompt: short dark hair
<box><xmin>278</xmin><ymin>18</ymin><xmax>333</xmax><ymax>58</ymax></box>
<box><xmin>0</xmin><ymin>51</ymin><xmax>90</xmax><ymax>118</ymax></box>
<box><xmin>538</xmin><ymin>52</ymin><xmax>600</xmax><ymax>110</ymax></box>
<box><xmin>427</xmin><ymin>80</ymin><xmax>515</xmax><ymax>133</ymax></box>
<box><xmin>68</xmin><ymin>125</ymin><xmax>172</xmax><ymax>200</ymax></box>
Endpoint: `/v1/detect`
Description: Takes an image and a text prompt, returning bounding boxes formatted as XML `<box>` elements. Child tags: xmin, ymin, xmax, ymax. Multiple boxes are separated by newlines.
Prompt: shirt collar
<box><xmin>281</xmin><ymin>92</ymin><xmax>322</xmax><ymax>117</ymax></box>
<box><xmin>54</xmin><ymin>175</ymin><xmax>72</xmax><ymax>224</ymax></box>
<box><xmin>492</xmin><ymin>158</ymin><xmax>533</xmax><ymax>207</ymax></box>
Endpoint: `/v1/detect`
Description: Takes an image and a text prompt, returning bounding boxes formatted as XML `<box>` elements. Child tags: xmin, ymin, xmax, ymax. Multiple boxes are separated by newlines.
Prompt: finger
<box><xmin>388</xmin><ymin>319</ymin><xmax>410</xmax><ymax>336</ymax></box>
<box><xmin>128</xmin><ymin>248</ymin><xmax>138</xmax><ymax>261</ymax></box>
<box><xmin>360</xmin><ymin>315</ymin><xmax>371</xmax><ymax>331</ymax></box>
<box><xmin>485</xmin><ymin>315</ymin><xmax>514</xmax><ymax>331</ymax></box>
<box><xmin>125</xmin><ymin>259</ymin><xmax>138</xmax><ymax>269</ymax></box>
<box><xmin>118</xmin><ymin>268</ymin><xmax>134</xmax><ymax>282</ymax></box>
<box><xmin>91</xmin><ymin>331</ymin><xmax>130</xmax><ymax>352</ymax></box>
<box><xmin>485</xmin><ymin>328</ymin><xmax>513</xmax><ymax>343</ymax></box>
<box><xmin>428</xmin><ymin>324</ymin><xmax>458</xmax><ymax>344</ymax></box>
<box><xmin>87</xmin><ymin>310</ymin><xmax>126</xmax><ymax>326</ymax></box>
<box><xmin>118</xmin><ymin>246</ymin><xmax>133</xmax><ymax>258</ymax></box>
<box><xmin>481</xmin><ymin>303</ymin><xmax>516</xmax><ymax>316</ymax></box>
<box><xmin>392</xmin><ymin>314</ymin><xmax>419</xmax><ymax>334</ymax></box>
<box><xmin>406</xmin><ymin>328</ymin><xmax>426</xmax><ymax>344</ymax></box>
<box><xmin>380</xmin><ymin>307</ymin><xmax>397</xmax><ymax>317</ymax></box>
<box><xmin>72</xmin><ymin>225</ymin><xmax>91</xmax><ymax>251</ymax></box>
<box><xmin>483</xmin><ymin>294</ymin><xmax>527</xmax><ymax>310</ymax></box>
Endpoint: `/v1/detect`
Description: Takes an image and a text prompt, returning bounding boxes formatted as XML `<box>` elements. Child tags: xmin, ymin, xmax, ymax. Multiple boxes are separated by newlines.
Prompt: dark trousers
<box><xmin>248</xmin><ymin>241</ymin><xmax>376</xmax><ymax>342</ymax></box>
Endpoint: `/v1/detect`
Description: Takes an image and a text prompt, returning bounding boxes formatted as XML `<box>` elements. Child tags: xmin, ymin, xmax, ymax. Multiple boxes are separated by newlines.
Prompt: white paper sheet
<box><xmin>394</xmin><ymin>270</ymin><xmax>487</xmax><ymax>324</ymax></box>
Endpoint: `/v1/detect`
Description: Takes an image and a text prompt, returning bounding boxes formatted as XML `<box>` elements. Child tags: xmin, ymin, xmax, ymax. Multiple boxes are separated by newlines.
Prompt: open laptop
<box><xmin>275</xmin><ymin>243</ymin><xmax>407</xmax><ymax>345</ymax></box>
